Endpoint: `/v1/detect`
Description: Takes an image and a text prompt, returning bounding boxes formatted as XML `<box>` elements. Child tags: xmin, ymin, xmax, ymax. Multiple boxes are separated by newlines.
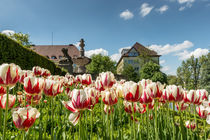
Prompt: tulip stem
<box><xmin>155</xmin><ymin>99</ymin><xmax>158</xmax><ymax>140</ymax></box>
<box><xmin>204</xmin><ymin>120</ymin><xmax>206</xmax><ymax>140</ymax></box>
<box><xmin>90</xmin><ymin>106</ymin><xmax>93</xmax><ymax>140</ymax></box>
<box><xmin>3</xmin><ymin>86</ymin><xmax>9</xmax><ymax>140</ymax></box>
<box><xmin>193</xmin><ymin>105</ymin><xmax>198</xmax><ymax>132</ymax></box>
<box><xmin>22</xmin><ymin>130</ymin><xmax>25</xmax><ymax>140</ymax></box>
<box><xmin>51</xmin><ymin>97</ymin><xmax>54</xmax><ymax>140</ymax></box>
<box><xmin>146</xmin><ymin>104</ymin><xmax>149</xmax><ymax>140</ymax></box>
<box><xmin>0</xmin><ymin>108</ymin><xmax>2</xmax><ymax>132</ymax></box>
<box><xmin>132</xmin><ymin>102</ymin><xmax>136</xmax><ymax>140</ymax></box>
<box><xmin>179</xmin><ymin>104</ymin><xmax>184</xmax><ymax>140</ymax></box>
<box><xmin>110</xmin><ymin>105</ymin><xmax>113</xmax><ymax>140</ymax></box>
<box><xmin>172</xmin><ymin>102</ymin><xmax>175</xmax><ymax>140</ymax></box>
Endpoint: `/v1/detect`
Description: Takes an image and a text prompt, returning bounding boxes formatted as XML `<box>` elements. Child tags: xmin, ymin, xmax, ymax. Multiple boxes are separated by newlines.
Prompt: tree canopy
<box><xmin>86</xmin><ymin>54</ymin><xmax>116</xmax><ymax>74</ymax></box>
<box><xmin>140</xmin><ymin>61</ymin><xmax>167</xmax><ymax>84</ymax></box>
<box><xmin>121</xmin><ymin>64</ymin><xmax>139</xmax><ymax>82</ymax></box>
<box><xmin>10</xmin><ymin>32</ymin><xmax>32</xmax><ymax>48</ymax></box>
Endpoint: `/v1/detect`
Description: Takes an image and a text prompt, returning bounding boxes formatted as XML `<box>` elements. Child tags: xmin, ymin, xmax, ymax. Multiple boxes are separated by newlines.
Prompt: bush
<box><xmin>0</xmin><ymin>33</ymin><xmax>67</xmax><ymax>75</ymax></box>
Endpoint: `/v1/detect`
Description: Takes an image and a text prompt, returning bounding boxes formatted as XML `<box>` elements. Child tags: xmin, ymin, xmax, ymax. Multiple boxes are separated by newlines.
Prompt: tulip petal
<box><xmin>69</xmin><ymin>112</ymin><xmax>80</xmax><ymax>126</ymax></box>
<box><xmin>62</xmin><ymin>101</ymin><xmax>77</xmax><ymax>113</ymax></box>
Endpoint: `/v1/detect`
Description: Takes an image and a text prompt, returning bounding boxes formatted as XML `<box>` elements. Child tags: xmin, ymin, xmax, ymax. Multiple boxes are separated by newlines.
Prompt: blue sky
<box><xmin>1</xmin><ymin>0</ymin><xmax>210</xmax><ymax>75</ymax></box>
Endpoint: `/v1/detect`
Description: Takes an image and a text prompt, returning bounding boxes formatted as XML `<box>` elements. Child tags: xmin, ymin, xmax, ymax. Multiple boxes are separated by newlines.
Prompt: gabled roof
<box><xmin>31</xmin><ymin>44</ymin><xmax>80</xmax><ymax>59</ymax></box>
<box><xmin>116</xmin><ymin>42</ymin><xmax>160</xmax><ymax>67</ymax></box>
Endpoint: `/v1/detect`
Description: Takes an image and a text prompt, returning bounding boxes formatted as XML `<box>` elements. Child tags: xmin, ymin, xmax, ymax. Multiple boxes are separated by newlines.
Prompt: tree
<box><xmin>86</xmin><ymin>54</ymin><xmax>116</xmax><ymax>74</ymax></box>
<box><xmin>10</xmin><ymin>32</ymin><xmax>32</xmax><ymax>48</ymax></box>
<box><xmin>200</xmin><ymin>53</ymin><xmax>210</xmax><ymax>92</ymax></box>
<box><xmin>167</xmin><ymin>75</ymin><xmax>179</xmax><ymax>85</ymax></box>
<box><xmin>176</xmin><ymin>55</ymin><xmax>207</xmax><ymax>90</ymax></box>
<box><xmin>121</xmin><ymin>64</ymin><xmax>139</xmax><ymax>82</ymax></box>
<box><xmin>139</xmin><ymin>61</ymin><xmax>167</xmax><ymax>84</ymax></box>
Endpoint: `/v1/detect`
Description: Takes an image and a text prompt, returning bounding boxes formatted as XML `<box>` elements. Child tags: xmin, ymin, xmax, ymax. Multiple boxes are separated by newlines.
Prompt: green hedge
<box><xmin>0</xmin><ymin>33</ymin><xmax>67</xmax><ymax>75</ymax></box>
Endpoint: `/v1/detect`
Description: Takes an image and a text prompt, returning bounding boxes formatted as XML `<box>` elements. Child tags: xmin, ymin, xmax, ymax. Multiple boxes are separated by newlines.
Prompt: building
<box><xmin>116</xmin><ymin>42</ymin><xmax>160</xmax><ymax>74</ymax></box>
<box><xmin>31</xmin><ymin>44</ymin><xmax>80</xmax><ymax>73</ymax></box>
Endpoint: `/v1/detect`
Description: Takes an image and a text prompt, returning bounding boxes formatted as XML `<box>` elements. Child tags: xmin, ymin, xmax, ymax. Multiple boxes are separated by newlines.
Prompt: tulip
<box><xmin>0</xmin><ymin>86</ymin><xmax>6</xmax><ymax>96</ymax></box>
<box><xmin>81</xmin><ymin>74</ymin><xmax>92</xmax><ymax>85</ymax></box>
<box><xmin>72</xmin><ymin>89</ymin><xmax>90</xmax><ymax>110</ymax></box>
<box><xmin>99</xmin><ymin>71</ymin><xmax>116</xmax><ymax>89</ymax></box>
<box><xmin>137</xmin><ymin>103</ymin><xmax>146</xmax><ymax>114</ymax></box>
<box><xmin>0</xmin><ymin>94</ymin><xmax>16</xmax><ymax>109</ymax></box>
<box><xmin>123</xmin><ymin>100</ymin><xmax>137</xmax><ymax>114</ymax></box>
<box><xmin>164</xmin><ymin>85</ymin><xmax>184</xmax><ymax>102</ymax></box>
<box><xmin>185</xmin><ymin>120</ymin><xmax>196</xmax><ymax>130</ymax></box>
<box><xmin>104</xmin><ymin>104</ymin><xmax>114</xmax><ymax>114</ymax></box>
<box><xmin>115</xmin><ymin>83</ymin><xmax>124</xmax><ymax>98</ymax></box>
<box><xmin>26</xmin><ymin>93</ymin><xmax>42</xmax><ymax>106</ymax></box>
<box><xmin>197</xmin><ymin>89</ymin><xmax>208</xmax><ymax>100</ymax></box>
<box><xmin>196</xmin><ymin>105</ymin><xmax>209</xmax><ymax>119</ymax></box>
<box><xmin>0</xmin><ymin>63</ymin><xmax>20</xmax><ymax>87</ymax></box>
<box><xmin>184</xmin><ymin>90</ymin><xmax>202</xmax><ymax>105</ymax></box>
<box><xmin>85</xmin><ymin>87</ymin><xmax>99</xmax><ymax>109</ymax></box>
<box><xmin>140</xmin><ymin>79</ymin><xmax>152</xmax><ymax>89</ymax></box>
<box><xmin>19</xmin><ymin>70</ymin><xmax>34</xmax><ymax>84</ymax></box>
<box><xmin>101</xmin><ymin>89</ymin><xmax>118</xmax><ymax>106</ymax></box>
<box><xmin>43</xmin><ymin>79</ymin><xmax>63</xmax><ymax>97</ymax></box>
<box><xmin>123</xmin><ymin>81</ymin><xmax>142</xmax><ymax>102</ymax></box>
<box><xmin>95</xmin><ymin>77</ymin><xmax>105</xmax><ymax>92</ymax></box>
<box><xmin>41</xmin><ymin>68</ymin><xmax>51</xmax><ymax>77</ymax></box>
<box><xmin>147</xmin><ymin>82</ymin><xmax>164</xmax><ymax>99</ymax></box>
<box><xmin>12</xmin><ymin>106</ymin><xmax>40</xmax><ymax>131</ymax></box>
<box><xmin>140</xmin><ymin>88</ymin><xmax>153</xmax><ymax>104</ymax></box>
<box><xmin>24</xmin><ymin>76</ymin><xmax>44</xmax><ymax>95</ymax></box>
<box><xmin>176</xmin><ymin>101</ymin><xmax>189</xmax><ymax>111</ymax></box>
<box><xmin>65</xmin><ymin>73</ymin><xmax>75</xmax><ymax>81</ymax></box>
<box><xmin>32</xmin><ymin>66</ymin><xmax>42</xmax><ymax>76</ymax></box>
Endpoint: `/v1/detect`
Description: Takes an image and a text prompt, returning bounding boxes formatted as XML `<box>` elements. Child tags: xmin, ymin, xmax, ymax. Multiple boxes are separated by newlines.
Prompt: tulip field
<box><xmin>0</xmin><ymin>63</ymin><xmax>209</xmax><ymax>140</ymax></box>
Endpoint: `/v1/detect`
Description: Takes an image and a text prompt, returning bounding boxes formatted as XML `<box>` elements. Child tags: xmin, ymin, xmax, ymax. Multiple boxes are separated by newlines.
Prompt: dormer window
<box><xmin>51</xmin><ymin>56</ymin><xmax>57</xmax><ymax>59</ymax></box>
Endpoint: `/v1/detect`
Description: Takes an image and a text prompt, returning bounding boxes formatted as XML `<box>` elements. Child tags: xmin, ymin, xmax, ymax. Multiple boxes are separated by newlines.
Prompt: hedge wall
<box><xmin>0</xmin><ymin>33</ymin><xmax>67</xmax><ymax>75</ymax></box>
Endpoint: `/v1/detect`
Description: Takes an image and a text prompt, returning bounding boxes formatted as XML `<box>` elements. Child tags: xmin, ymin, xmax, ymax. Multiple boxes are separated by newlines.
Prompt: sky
<box><xmin>1</xmin><ymin>0</ymin><xmax>210</xmax><ymax>75</ymax></box>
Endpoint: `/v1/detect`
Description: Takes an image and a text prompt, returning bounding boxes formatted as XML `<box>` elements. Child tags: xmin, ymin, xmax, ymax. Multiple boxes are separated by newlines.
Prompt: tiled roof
<box><xmin>31</xmin><ymin>45</ymin><xmax>80</xmax><ymax>59</ymax></box>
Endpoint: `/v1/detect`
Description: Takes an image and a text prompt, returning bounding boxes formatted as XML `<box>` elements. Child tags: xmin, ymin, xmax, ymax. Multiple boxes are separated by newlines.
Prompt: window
<box><xmin>134</xmin><ymin>67</ymin><xmax>139</xmax><ymax>71</ymax></box>
<box><xmin>51</xmin><ymin>56</ymin><xmax>57</xmax><ymax>59</ymax></box>
<box><xmin>128</xmin><ymin>52</ymin><xmax>138</xmax><ymax>57</ymax></box>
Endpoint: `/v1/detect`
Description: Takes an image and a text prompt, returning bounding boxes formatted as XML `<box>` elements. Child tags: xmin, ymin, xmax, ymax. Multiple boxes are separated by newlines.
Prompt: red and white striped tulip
<box><xmin>95</xmin><ymin>77</ymin><xmax>105</xmax><ymax>92</ymax></box>
<box><xmin>99</xmin><ymin>71</ymin><xmax>116</xmax><ymax>89</ymax></box>
<box><xmin>71</xmin><ymin>89</ymin><xmax>90</xmax><ymax>110</ymax></box>
<box><xmin>32</xmin><ymin>66</ymin><xmax>42</xmax><ymax>76</ymax></box>
<box><xmin>196</xmin><ymin>105</ymin><xmax>210</xmax><ymax>119</ymax></box>
<box><xmin>123</xmin><ymin>100</ymin><xmax>137</xmax><ymax>114</ymax></box>
<box><xmin>24</xmin><ymin>76</ymin><xmax>44</xmax><ymax>95</ymax></box>
<box><xmin>102</xmin><ymin>88</ymin><xmax>118</xmax><ymax>106</ymax></box>
<box><xmin>104</xmin><ymin>104</ymin><xmax>114</xmax><ymax>114</ymax></box>
<box><xmin>140</xmin><ymin>88</ymin><xmax>153</xmax><ymax>104</ymax></box>
<box><xmin>197</xmin><ymin>89</ymin><xmax>208</xmax><ymax>100</ymax></box>
<box><xmin>19</xmin><ymin>70</ymin><xmax>34</xmax><ymax>84</ymax></box>
<box><xmin>137</xmin><ymin>103</ymin><xmax>146</xmax><ymax>114</ymax></box>
<box><xmin>115</xmin><ymin>83</ymin><xmax>124</xmax><ymax>98</ymax></box>
<box><xmin>164</xmin><ymin>85</ymin><xmax>184</xmax><ymax>102</ymax></box>
<box><xmin>147</xmin><ymin>82</ymin><xmax>164</xmax><ymax>99</ymax></box>
<box><xmin>123</xmin><ymin>81</ymin><xmax>142</xmax><ymax>102</ymax></box>
<box><xmin>41</xmin><ymin>68</ymin><xmax>51</xmax><ymax>77</ymax></box>
<box><xmin>26</xmin><ymin>94</ymin><xmax>42</xmax><ymax>105</ymax></box>
<box><xmin>176</xmin><ymin>101</ymin><xmax>189</xmax><ymax>111</ymax></box>
<box><xmin>140</xmin><ymin>79</ymin><xmax>152</xmax><ymax>89</ymax></box>
<box><xmin>0</xmin><ymin>63</ymin><xmax>20</xmax><ymax>87</ymax></box>
<box><xmin>84</xmin><ymin>87</ymin><xmax>99</xmax><ymax>108</ymax></box>
<box><xmin>0</xmin><ymin>86</ymin><xmax>6</xmax><ymax>96</ymax></box>
<box><xmin>185</xmin><ymin>120</ymin><xmax>196</xmax><ymax>130</ymax></box>
<box><xmin>81</xmin><ymin>74</ymin><xmax>92</xmax><ymax>85</ymax></box>
<box><xmin>12</xmin><ymin>106</ymin><xmax>40</xmax><ymax>131</ymax></box>
<box><xmin>184</xmin><ymin>90</ymin><xmax>202</xmax><ymax>105</ymax></box>
<box><xmin>43</xmin><ymin>79</ymin><xmax>63</xmax><ymax>97</ymax></box>
<box><xmin>0</xmin><ymin>94</ymin><xmax>16</xmax><ymax>109</ymax></box>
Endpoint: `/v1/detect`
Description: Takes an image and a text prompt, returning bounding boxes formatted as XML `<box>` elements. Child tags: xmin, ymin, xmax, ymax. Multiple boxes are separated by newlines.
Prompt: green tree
<box><xmin>176</xmin><ymin>55</ymin><xmax>207</xmax><ymax>90</ymax></box>
<box><xmin>10</xmin><ymin>32</ymin><xmax>32</xmax><ymax>48</ymax></box>
<box><xmin>121</xmin><ymin>64</ymin><xmax>139</xmax><ymax>82</ymax></box>
<box><xmin>200</xmin><ymin>53</ymin><xmax>210</xmax><ymax>92</ymax></box>
<box><xmin>140</xmin><ymin>61</ymin><xmax>167</xmax><ymax>84</ymax></box>
<box><xmin>167</xmin><ymin>75</ymin><xmax>179</xmax><ymax>85</ymax></box>
<box><xmin>86</xmin><ymin>54</ymin><xmax>116</xmax><ymax>74</ymax></box>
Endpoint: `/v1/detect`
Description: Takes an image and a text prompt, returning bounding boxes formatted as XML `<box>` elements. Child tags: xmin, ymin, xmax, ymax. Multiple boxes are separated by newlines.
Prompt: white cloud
<box><xmin>178</xmin><ymin>0</ymin><xmax>195</xmax><ymax>4</ymax></box>
<box><xmin>1</xmin><ymin>30</ymin><xmax>15</xmax><ymax>36</ymax></box>
<box><xmin>179</xmin><ymin>6</ymin><xmax>186</xmax><ymax>11</ymax></box>
<box><xmin>73</xmin><ymin>42</ymin><xmax>80</xmax><ymax>49</ymax></box>
<box><xmin>85</xmin><ymin>48</ymin><xmax>108</xmax><ymax>58</ymax></box>
<box><xmin>156</xmin><ymin>5</ymin><xmax>169</xmax><ymax>14</ymax></box>
<box><xmin>160</xmin><ymin>60</ymin><xmax>166</xmax><ymax>64</ymax></box>
<box><xmin>161</xmin><ymin>66</ymin><xmax>170</xmax><ymax>73</ymax></box>
<box><xmin>148</xmin><ymin>40</ymin><xmax>194</xmax><ymax>55</ymax></box>
<box><xmin>140</xmin><ymin>3</ymin><xmax>154</xmax><ymax>17</ymax></box>
<box><xmin>176</xmin><ymin>48</ymin><xmax>209</xmax><ymax>60</ymax></box>
<box><xmin>110</xmin><ymin>46</ymin><xmax>131</xmax><ymax>62</ymax></box>
<box><xmin>120</xmin><ymin>9</ymin><xmax>134</xmax><ymax>20</ymax></box>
